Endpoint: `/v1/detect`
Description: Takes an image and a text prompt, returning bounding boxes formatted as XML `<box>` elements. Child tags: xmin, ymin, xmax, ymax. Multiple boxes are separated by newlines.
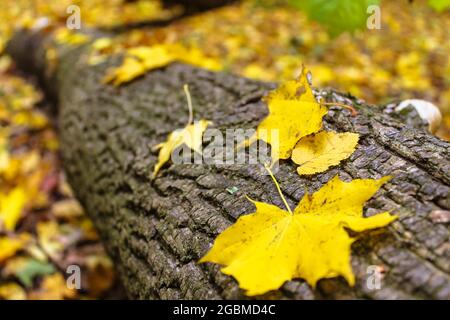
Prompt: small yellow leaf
<box><xmin>88</xmin><ymin>38</ymin><xmax>115</xmax><ymax>65</ymax></box>
<box><xmin>0</xmin><ymin>140</ymin><xmax>10</xmax><ymax>173</ymax></box>
<box><xmin>11</xmin><ymin>110</ymin><xmax>49</xmax><ymax>129</ymax></box>
<box><xmin>0</xmin><ymin>234</ymin><xmax>28</xmax><ymax>263</ymax></box>
<box><xmin>152</xmin><ymin>120</ymin><xmax>211</xmax><ymax>178</ymax></box>
<box><xmin>0</xmin><ymin>282</ymin><xmax>26</xmax><ymax>300</ymax></box>
<box><xmin>179</xmin><ymin>47</ymin><xmax>222</xmax><ymax>71</ymax></box>
<box><xmin>37</xmin><ymin>221</ymin><xmax>65</xmax><ymax>260</ymax></box>
<box><xmin>292</xmin><ymin>131</ymin><xmax>359</xmax><ymax>175</ymax></box>
<box><xmin>54</xmin><ymin>29</ymin><xmax>89</xmax><ymax>46</ymax></box>
<box><xmin>244</xmin><ymin>68</ymin><xmax>327</xmax><ymax>161</ymax></box>
<box><xmin>45</xmin><ymin>47</ymin><xmax>58</xmax><ymax>74</ymax></box>
<box><xmin>103</xmin><ymin>57</ymin><xmax>147</xmax><ymax>86</ymax></box>
<box><xmin>0</xmin><ymin>187</ymin><xmax>27</xmax><ymax>231</ymax></box>
<box><xmin>128</xmin><ymin>45</ymin><xmax>175</xmax><ymax>69</ymax></box>
<box><xmin>52</xmin><ymin>199</ymin><xmax>84</xmax><ymax>219</ymax></box>
<box><xmin>104</xmin><ymin>44</ymin><xmax>221</xmax><ymax>86</ymax></box>
<box><xmin>200</xmin><ymin>175</ymin><xmax>396</xmax><ymax>296</ymax></box>
<box><xmin>91</xmin><ymin>37</ymin><xmax>113</xmax><ymax>51</ymax></box>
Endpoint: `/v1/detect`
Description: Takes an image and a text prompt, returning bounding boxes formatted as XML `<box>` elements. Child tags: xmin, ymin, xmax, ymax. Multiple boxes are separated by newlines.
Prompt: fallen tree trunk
<box><xmin>7</xmin><ymin>30</ymin><xmax>450</xmax><ymax>300</ymax></box>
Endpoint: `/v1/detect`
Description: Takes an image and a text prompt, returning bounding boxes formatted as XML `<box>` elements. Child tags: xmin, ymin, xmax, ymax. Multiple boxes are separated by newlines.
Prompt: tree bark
<box><xmin>7</xmin><ymin>30</ymin><xmax>450</xmax><ymax>300</ymax></box>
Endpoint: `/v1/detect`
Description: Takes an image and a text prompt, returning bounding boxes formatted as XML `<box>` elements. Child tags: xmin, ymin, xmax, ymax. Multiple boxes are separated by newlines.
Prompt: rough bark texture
<box><xmin>7</xmin><ymin>30</ymin><xmax>450</xmax><ymax>300</ymax></box>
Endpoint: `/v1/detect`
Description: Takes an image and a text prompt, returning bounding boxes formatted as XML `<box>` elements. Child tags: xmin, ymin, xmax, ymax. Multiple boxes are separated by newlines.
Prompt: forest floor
<box><xmin>0</xmin><ymin>0</ymin><xmax>449</xmax><ymax>299</ymax></box>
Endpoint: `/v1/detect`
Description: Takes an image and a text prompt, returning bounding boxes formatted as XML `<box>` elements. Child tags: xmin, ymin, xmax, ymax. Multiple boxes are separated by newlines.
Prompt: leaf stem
<box><xmin>321</xmin><ymin>102</ymin><xmax>358</xmax><ymax>116</ymax></box>
<box><xmin>184</xmin><ymin>84</ymin><xmax>194</xmax><ymax>126</ymax></box>
<box><xmin>264</xmin><ymin>163</ymin><xmax>293</xmax><ymax>214</ymax></box>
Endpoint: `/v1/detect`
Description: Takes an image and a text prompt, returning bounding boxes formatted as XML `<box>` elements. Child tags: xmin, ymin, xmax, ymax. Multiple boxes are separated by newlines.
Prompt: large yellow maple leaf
<box><xmin>200</xmin><ymin>173</ymin><xmax>396</xmax><ymax>296</ymax></box>
<box><xmin>244</xmin><ymin>69</ymin><xmax>327</xmax><ymax>161</ymax></box>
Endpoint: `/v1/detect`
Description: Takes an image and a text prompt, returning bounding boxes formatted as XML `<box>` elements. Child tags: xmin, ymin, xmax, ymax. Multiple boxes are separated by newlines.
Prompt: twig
<box><xmin>321</xmin><ymin>102</ymin><xmax>358</xmax><ymax>116</ymax></box>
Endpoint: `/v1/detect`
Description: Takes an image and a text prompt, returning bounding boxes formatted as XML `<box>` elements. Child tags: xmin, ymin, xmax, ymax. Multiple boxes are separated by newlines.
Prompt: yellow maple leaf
<box><xmin>103</xmin><ymin>45</ymin><xmax>176</xmax><ymax>85</ymax></box>
<box><xmin>152</xmin><ymin>85</ymin><xmax>211</xmax><ymax>178</ymax></box>
<box><xmin>128</xmin><ymin>46</ymin><xmax>178</xmax><ymax>69</ymax></box>
<box><xmin>0</xmin><ymin>234</ymin><xmax>28</xmax><ymax>263</ymax></box>
<box><xmin>0</xmin><ymin>282</ymin><xmax>26</xmax><ymax>300</ymax></box>
<box><xmin>104</xmin><ymin>44</ymin><xmax>221</xmax><ymax>86</ymax></box>
<box><xmin>200</xmin><ymin>168</ymin><xmax>396</xmax><ymax>296</ymax></box>
<box><xmin>292</xmin><ymin>131</ymin><xmax>359</xmax><ymax>175</ymax></box>
<box><xmin>0</xmin><ymin>187</ymin><xmax>27</xmax><ymax>231</ymax></box>
<box><xmin>244</xmin><ymin>68</ymin><xmax>327</xmax><ymax>161</ymax></box>
<box><xmin>103</xmin><ymin>56</ymin><xmax>146</xmax><ymax>86</ymax></box>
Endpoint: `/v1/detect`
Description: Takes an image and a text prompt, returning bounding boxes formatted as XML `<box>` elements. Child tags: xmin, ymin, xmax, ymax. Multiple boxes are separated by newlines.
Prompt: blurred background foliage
<box><xmin>0</xmin><ymin>0</ymin><xmax>449</xmax><ymax>299</ymax></box>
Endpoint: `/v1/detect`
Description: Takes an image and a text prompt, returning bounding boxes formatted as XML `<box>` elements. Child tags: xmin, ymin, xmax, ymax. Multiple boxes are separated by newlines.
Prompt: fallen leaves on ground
<box><xmin>292</xmin><ymin>131</ymin><xmax>359</xmax><ymax>175</ymax></box>
<box><xmin>0</xmin><ymin>0</ymin><xmax>179</xmax><ymax>52</ymax></box>
<box><xmin>201</xmin><ymin>171</ymin><xmax>396</xmax><ymax>296</ymax></box>
<box><xmin>0</xmin><ymin>55</ymin><xmax>119</xmax><ymax>299</ymax></box>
